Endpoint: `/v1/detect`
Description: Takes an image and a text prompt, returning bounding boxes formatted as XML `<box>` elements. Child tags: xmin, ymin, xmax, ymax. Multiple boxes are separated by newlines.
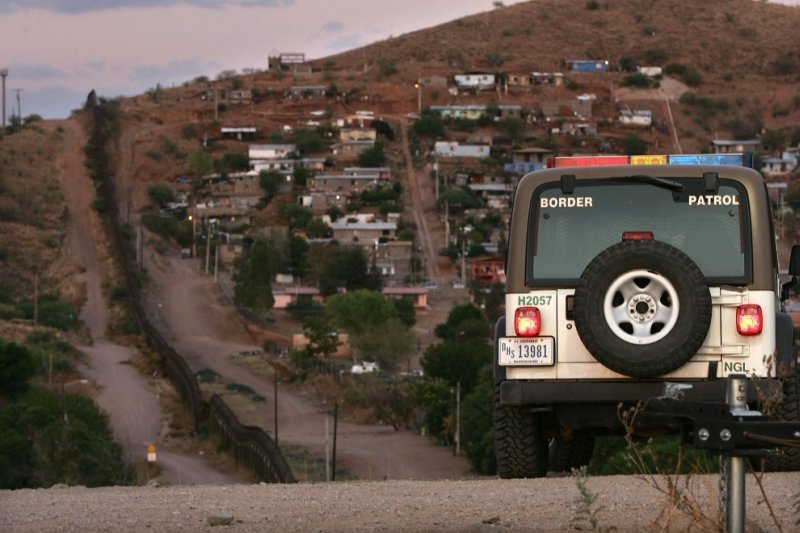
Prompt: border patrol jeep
<box><xmin>494</xmin><ymin>154</ymin><xmax>800</xmax><ymax>478</ymax></box>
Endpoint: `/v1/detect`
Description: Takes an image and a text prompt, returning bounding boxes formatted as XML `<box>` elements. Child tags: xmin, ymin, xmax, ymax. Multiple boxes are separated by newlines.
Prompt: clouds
<box><xmin>0</xmin><ymin>0</ymin><xmax>294</xmax><ymax>15</ymax></box>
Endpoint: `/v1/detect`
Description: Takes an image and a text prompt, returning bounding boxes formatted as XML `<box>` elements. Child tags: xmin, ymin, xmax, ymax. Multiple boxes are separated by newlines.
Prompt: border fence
<box><xmin>85</xmin><ymin>94</ymin><xmax>295</xmax><ymax>484</ymax></box>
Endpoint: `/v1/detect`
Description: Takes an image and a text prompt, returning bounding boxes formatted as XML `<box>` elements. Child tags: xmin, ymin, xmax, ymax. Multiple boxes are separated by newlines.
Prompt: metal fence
<box><xmin>86</xmin><ymin>97</ymin><xmax>294</xmax><ymax>484</ymax></box>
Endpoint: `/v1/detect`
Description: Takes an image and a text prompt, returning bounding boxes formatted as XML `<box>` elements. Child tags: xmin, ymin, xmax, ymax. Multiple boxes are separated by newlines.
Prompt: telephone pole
<box><xmin>13</xmin><ymin>88</ymin><xmax>22</xmax><ymax>123</ymax></box>
<box><xmin>0</xmin><ymin>68</ymin><xmax>8</xmax><ymax>134</ymax></box>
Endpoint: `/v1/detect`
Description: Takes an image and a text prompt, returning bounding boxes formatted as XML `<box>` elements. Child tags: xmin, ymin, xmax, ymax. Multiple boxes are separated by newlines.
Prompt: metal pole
<box><xmin>332</xmin><ymin>402</ymin><xmax>338</xmax><ymax>482</ymax></box>
<box><xmin>455</xmin><ymin>382</ymin><xmax>461</xmax><ymax>456</ymax></box>
<box><xmin>725</xmin><ymin>374</ymin><xmax>747</xmax><ymax>533</ymax></box>
<box><xmin>0</xmin><ymin>68</ymin><xmax>7</xmax><ymax>134</ymax></box>
<box><xmin>273</xmin><ymin>370</ymin><xmax>278</xmax><ymax>445</ymax></box>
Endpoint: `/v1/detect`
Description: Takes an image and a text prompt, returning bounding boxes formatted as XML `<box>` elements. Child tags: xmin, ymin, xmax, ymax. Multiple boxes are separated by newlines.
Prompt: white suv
<box><xmin>494</xmin><ymin>154</ymin><xmax>800</xmax><ymax>478</ymax></box>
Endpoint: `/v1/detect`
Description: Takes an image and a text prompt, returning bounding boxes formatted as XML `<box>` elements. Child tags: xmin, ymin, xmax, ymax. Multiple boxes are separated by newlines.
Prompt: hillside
<box><xmin>2</xmin><ymin>0</ymin><xmax>799</xmax><ymax>334</ymax></box>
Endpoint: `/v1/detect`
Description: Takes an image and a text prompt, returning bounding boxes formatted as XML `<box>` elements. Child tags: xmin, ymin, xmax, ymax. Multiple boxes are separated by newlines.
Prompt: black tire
<box><xmin>758</xmin><ymin>366</ymin><xmax>800</xmax><ymax>472</ymax></box>
<box><xmin>573</xmin><ymin>240</ymin><xmax>712</xmax><ymax>379</ymax></box>
<box><xmin>494</xmin><ymin>382</ymin><xmax>548</xmax><ymax>478</ymax></box>
<box><xmin>548</xmin><ymin>434</ymin><xmax>596</xmax><ymax>473</ymax></box>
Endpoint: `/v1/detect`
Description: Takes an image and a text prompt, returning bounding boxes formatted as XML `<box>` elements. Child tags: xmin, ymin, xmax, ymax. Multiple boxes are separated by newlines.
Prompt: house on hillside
<box><xmin>619</xmin><ymin>109</ymin><xmax>652</xmax><ymax>127</ymax></box>
<box><xmin>710</xmin><ymin>139</ymin><xmax>761</xmax><ymax>154</ymax></box>
<box><xmin>334</xmin><ymin>140</ymin><xmax>375</xmax><ymax>158</ymax></box>
<box><xmin>299</xmin><ymin>190</ymin><xmax>350</xmax><ymax>213</ymax></box>
<box><xmin>434</xmin><ymin>141</ymin><xmax>491</xmax><ymax>159</ymax></box>
<box><xmin>344</xmin><ymin>167</ymin><xmax>392</xmax><ymax>180</ymax></box>
<box><xmin>382</xmin><ymin>286</ymin><xmax>428</xmax><ymax>309</ymax></box>
<box><xmin>454</xmin><ymin>73</ymin><xmax>496</xmax><ymax>91</ymax></box>
<box><xmin>419</xmin><ymin>75</ymin><xmax>448</xmax><ymax>87</ymax></box>
<box><xmin>531</xmin><ymin>72</ymin><xmax>564</xmax><ymax>85</ymax></box>
<box><xmin>339</xmin><ymin>128</ymin><xmax>377</xmax><ymax>142</ymax></box>
<box><xmin>566</xmin><ymin>60</ymin><xmax>609</xmax><ymax>73</ymax></box>
<box><xmin>468</xmin><ymin>183</ymin><xmax>514</xmax><ymax>210</ymax></box>
<box><xmin>373</xmin><ymin>240</ymin><xmax>413</xmax><ymax>282</ymax></box>
<box><xmin>330</xmin><ymin>219</ymin><xmax>398</xmax><ymax>244</ymax></box>
<box><xmin>287</xmin><ymin>85</ymin><xmax>327</xmax><ymax>98</ymax></box>
<box><xmin>249</xmin><ymin>144</ymin><xmax>296</xmax><ymax>160</ymax></box>
<box><xmin>540</xmin><ymin>99</ymin><xmax>593</xmax><ymax>120</ymax></box>
<box><xmin>221</xmin><ymin>127</ymin><xmax>257</xmax><ymax>140</ymax></box>
<box><xmin>504</xmin><ymin>147</ymin><xmax>553</xmax><ymax>173</ymax></box>
<box><xmin>470</xmin><ymin>257</ymin><xmax>506</xmax><ymax>285</ymax></box>
<box><xmin>207</xmin><ymin>89</ymin><xmax>252</xmax><ymax>104</ymax></box>
<box><xmin>308</xmin><ymin>173</ymin><xmax>385</xmax><ymax>194</ymax></box>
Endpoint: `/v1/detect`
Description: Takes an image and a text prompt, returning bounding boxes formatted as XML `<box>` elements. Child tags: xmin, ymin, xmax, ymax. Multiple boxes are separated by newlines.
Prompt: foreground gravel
<box><xmin>2</xmin><ymin>474</ymin><xmax>798</xmax><ymax>532</ymax></box>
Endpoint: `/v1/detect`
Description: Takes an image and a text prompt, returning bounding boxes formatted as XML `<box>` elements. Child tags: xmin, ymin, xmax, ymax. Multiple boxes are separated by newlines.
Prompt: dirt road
<box><xmin>3</xmin><ymin>473</ymin><xmax>799</xmax><ymax>532</ymax></box>
<box><xmin>57</xmin><ymin>117</ymin><xmax>238</xmax><ymax>485</ymax></box>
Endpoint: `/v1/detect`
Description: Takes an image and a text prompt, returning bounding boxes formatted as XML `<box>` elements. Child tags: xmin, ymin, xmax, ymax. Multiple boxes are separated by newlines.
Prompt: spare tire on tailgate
<box><xmin>573</xmin><ymin>240</ymin><xmax>712</xmax><ymax>379</ymax></box>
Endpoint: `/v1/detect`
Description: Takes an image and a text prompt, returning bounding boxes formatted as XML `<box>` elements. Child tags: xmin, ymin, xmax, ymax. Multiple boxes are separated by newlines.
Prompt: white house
<box><xmin>434</xmin><ymin>141</ymin><xmax>491</xmax><ymax>158</ymax></box>
<box><xmin>454</xmin><ymin>73</ymin><xmax>496</xmax><ymax>90</ymax></box>
<box><xmin>249</xmin><ymin>144</ymin><xmax>296</xmax><ymax>160</ymax></box>
<box><xmin>637</xmin><ymin>66</ymin><xmax>663</xmax><ymax>77</ymax></box>
<box><xmin>619</xmin><ymin>109</ymin><xmax>652</xmax><ymax>127</ymax></box>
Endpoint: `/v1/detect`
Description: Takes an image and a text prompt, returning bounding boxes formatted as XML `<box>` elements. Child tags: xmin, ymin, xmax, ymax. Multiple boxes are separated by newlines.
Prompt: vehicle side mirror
<box><xmin>781</xmin><ymin>245</ymin><xmax>800</xmax><ymax>301</ymax></box>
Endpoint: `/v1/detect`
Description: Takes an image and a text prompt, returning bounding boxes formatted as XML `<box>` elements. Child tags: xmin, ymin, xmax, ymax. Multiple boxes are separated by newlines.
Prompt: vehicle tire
<box><xmin>574</xmin><ymin>240</ymin><xmax>712</xmax><ymax>379</ymax></box>
<box><xmin>494</xmin><ymin>382</ymin><xmax>548</xmax><ymax>478</ymax></box>
<box><xmin>757</xmin><ymin>365</ymin><xmax>800</xmax><ymax>472</ymax></box>
<box><xmin>548</xmin><ymin>434</ymin><xmax>595</xmax><ymax>473</ymax></box>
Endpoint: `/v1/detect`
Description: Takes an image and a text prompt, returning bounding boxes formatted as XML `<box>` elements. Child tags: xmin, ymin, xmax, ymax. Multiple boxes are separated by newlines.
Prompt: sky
<box><xmin>1</xmin><ymin>0</ymin><xmax>798</xmax><ymax>120</ymax></box>
<box><xmin>0</xmin><ymin>0</ymin><xmax>529</xmax><ymax>119</ymax></box>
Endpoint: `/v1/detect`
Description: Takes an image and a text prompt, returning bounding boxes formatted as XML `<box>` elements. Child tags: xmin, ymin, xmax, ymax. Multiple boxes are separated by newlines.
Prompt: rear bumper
<box><xmin>498</xmin><ymin>378</ymin><xmax>780</xmax><ymax>406</ymax></box>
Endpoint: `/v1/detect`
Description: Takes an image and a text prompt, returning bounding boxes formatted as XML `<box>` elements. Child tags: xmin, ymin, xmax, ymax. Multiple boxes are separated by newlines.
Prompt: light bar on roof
<box><xmin>548</xmin><ymin>153</ymin><xmax>752</xmax><ymax>168</ymax></box>
<box><xmin>550</xmin><ymin>155</ymin><xmax>628</xmax><ymax>167</ymax></box>
<box><xmin>667</xmin><ymin>154</ymin><xmax>750</xmax><ymax>167</ymax></box>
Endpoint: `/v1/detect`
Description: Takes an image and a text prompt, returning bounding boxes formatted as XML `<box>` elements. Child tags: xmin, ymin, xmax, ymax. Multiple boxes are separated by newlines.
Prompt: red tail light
<box><xmin>514</xmin><ymin>307</ymin><xmax>541</xmax><ymax>337</ymax></box>
<box><xmin>622</xmin><ymin>231</ymin><xmax>654</xmax><ymax>241</ymax></box>
<box><xmin>736</xmin><ymin>304</ymin><xmax>762</xmax><ymax>336</ymax></box>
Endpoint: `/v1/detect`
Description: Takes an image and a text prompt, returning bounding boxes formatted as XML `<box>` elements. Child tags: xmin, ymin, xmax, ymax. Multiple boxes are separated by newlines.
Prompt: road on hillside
<box><xmin>106</xmin><ymin>113</ymin><xmax>471</xmax><ymax>482</ymax></box>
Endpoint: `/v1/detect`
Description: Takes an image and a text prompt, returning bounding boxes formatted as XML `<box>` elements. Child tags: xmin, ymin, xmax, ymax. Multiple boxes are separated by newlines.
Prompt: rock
<box><xmin>207</xmin><ymin>515</ymin><xmax>234</xmax><ymax>526</ymax></box>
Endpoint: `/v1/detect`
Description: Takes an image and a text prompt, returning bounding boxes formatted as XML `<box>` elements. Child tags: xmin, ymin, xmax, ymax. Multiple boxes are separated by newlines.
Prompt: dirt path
<box><xmin>57</xmin><ymin>116</ymin><xmax>238</xmax><ymax>485</ymax></box>
<box><xmin>140</xmin><ymin>243</ymin><xmax>471</xmax><ymax>480</ymax></box>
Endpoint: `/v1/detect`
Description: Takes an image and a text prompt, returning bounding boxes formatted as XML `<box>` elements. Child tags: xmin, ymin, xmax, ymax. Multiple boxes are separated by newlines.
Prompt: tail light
<box><xmin>736</xmin><ymin>304</ymin><xmax>762</xmax><ymax>336</ymax></box>
<box><xmin>514</xmin><ymin>307</ymin><xmax>541</xmax><ymax>337</ymax></box>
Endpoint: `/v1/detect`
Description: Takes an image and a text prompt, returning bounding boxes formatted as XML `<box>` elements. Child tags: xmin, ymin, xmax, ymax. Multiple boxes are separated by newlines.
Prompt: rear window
<box><xmin>527</xmin><ymin>178</ymin><xmax>751</xmax><ymax>284</ymax></box>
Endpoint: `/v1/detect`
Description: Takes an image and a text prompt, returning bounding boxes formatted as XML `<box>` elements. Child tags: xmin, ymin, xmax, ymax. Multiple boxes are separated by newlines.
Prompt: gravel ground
<box><xmin>2</xmin><ymin>473</ymin><xmax>798</xmax><ymax>532</ymax></box>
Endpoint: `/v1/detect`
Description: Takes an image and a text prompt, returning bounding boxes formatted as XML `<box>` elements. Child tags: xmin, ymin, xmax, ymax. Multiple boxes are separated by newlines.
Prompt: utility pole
<box><xmin>13</xmin><ymin>88</ymin><xmax>21</xmax><ymax>122</ymax></box>
<box><xmin>0</xmin><ymin>68</ymin><xmax>8</xmax><ymax>134</ymax></box>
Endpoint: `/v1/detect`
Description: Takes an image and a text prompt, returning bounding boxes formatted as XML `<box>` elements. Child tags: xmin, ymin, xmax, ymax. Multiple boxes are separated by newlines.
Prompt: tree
<box><xmin>621</xmin><ymin>133</ymin><xmax>648</xmax><ymax>155</ymax></box>
<box><xmin>421</xmin><ymin>339</ymin><xmax>491</xmax><ymax>394</ymax></box>
<box><xmin>460</xmin><ymin>364</ymin><xmax>496</xmax><ymax>474</ymax></box>
<box><xmin>357</xmin><ymin>140</ymin><xmax>388</xmax><ymax>167</ymax></box>
<box><xmin>434</xmin><ymin>304</ymin><xmax>489</xmax><ymax>341</ymax></box>
<box><xmin>302</xmin><ymin>315</ymin><xmax>340</xmax><ymax>359</ymax></box>
<box><xmin>495</xmin><ymin>117</ymin><xmax>525</xmax><ymax>143</ymax></box>
<box><xmin>392</xmin><ymin>297</ymin><xmax>416</xmax><ymax>328</ymax></box>
<box><xmin>0</xmin><ymin>342</ymin><xmax>36</xmax><ymax>400</ymax></box>
<box><xmin>147</xmin><ymin>184</ymin><xmax>174</xmax><ymax>208</ymax></box>
<box><xmin>233</xmin><ymin>239</ymin><xmax>278</xmax><ymax>313</ymax></box>
<box><xmin>351</xmin><ymin>318</ymin><xmax>415</xmax><ymax>370</ymax></box>
<box><xmin>372</xmin><ymin>119</ymin><xmax>395</xmax><ymax>141</ymax></box>
<box><xmin>186</xmin><ymin>147</ymin><xmax>214</xmax><ymax>180</ymax></box>
<box><xmin>325</xmin><ymin>290</ymin><xmax>398</xmax><ymax>336</ymax></box>
<box><xmin>344</xmin><ymin>375</ymin><xmax>414</xmax><ymax>430</ymax></box>
<box><xmin>413</xmin><ymin>113</ymin><xmax>445</xmax><ymax>138</ymax></box>
<box><xmin>259</xmin><ymin>170</ymin><xmax>282</xmax><ymax>204</ymax></box>
<box><xmin>221</xmin><ymin>152</ymin><xmax>250</xmax><ymax>172</ymax></box>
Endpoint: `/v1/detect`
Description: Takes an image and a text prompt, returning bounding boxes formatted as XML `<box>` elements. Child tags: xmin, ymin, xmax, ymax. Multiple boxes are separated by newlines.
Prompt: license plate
<box><xmin>498</xmin><ymin>337</ymin><xmax>555</xmax><ymax>366</ymax></box>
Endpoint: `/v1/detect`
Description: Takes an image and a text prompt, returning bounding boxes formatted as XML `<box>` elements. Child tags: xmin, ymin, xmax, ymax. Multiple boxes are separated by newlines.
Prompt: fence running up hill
<box><xmin>85</xmin><ymin>95</ymin><xmax>295</xmax><ymax>484</ymax></box>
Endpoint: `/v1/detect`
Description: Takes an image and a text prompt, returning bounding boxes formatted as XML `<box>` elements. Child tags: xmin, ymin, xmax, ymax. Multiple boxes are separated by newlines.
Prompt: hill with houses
<box><xmin>3</xmin><ymin>0</ymin><xmax>800</xmax><ymax>322</ymax></box>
